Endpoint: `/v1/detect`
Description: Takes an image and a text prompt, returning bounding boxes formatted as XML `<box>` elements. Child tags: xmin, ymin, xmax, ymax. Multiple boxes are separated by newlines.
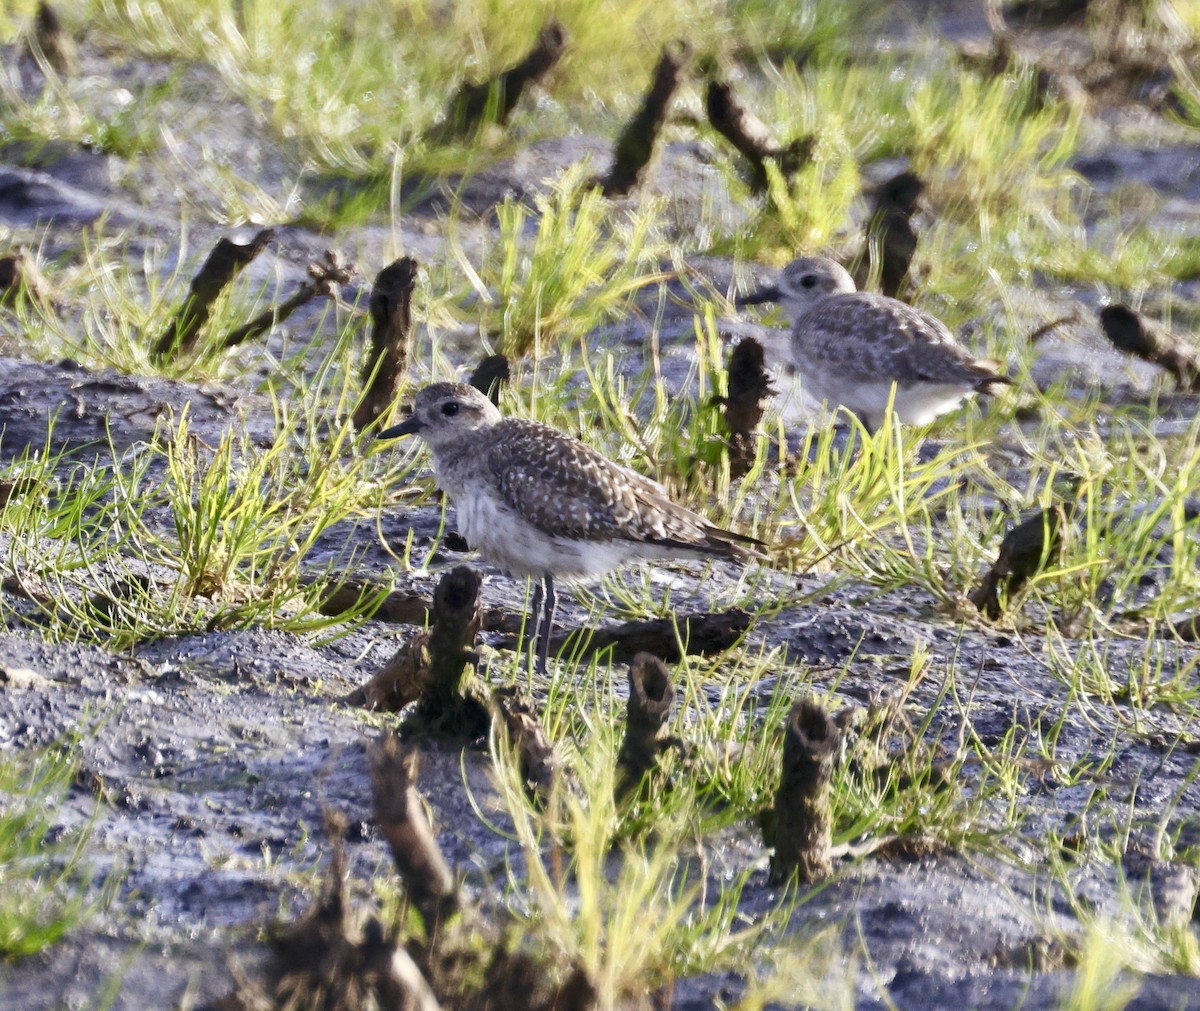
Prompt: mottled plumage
<box><xmin>380</xmin><ymin>383</ymin><xmax>761</xmax><ymax>672</ymax></box>
<box><xmin>739</xmin><ymin>256</ymin><xmax>1011</xmax><ymax>433</ymax></box>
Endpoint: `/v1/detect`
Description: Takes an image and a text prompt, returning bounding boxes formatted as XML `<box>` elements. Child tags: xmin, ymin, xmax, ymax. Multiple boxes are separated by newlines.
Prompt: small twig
<box><xmin>1099</xmin><ymin>304</ymin><xmax>1200</xmax><ymax>392</ymax></box>
<box><xmin>436</xmin><ymin>21</ymin><xmax>568</xmax><ymax>141</ymax></box>
<box><xmin>151</xmin><ymin>229</ymin><xmax>274</xmax><ymax>362</ymax></box>
<box><xmin>368</xmin><ymin>735</ymin><xmax>459</xmax><ymax>935</ymax></box>
<box><xmin>505</xmin><ymin>608</ymin><xmax>752</xmax><ymax>664</ymax></box>
<box><xmin>469</xmin><ymin>353</ymin><xmax>510</xmax><ymax>406</ymax></box>
<box><xmin>216</xmin><ymin>250</ymin><xmax>353</xmax><ymax>350</ymax></box>
<box><xmin>705</xmin><ymin>75</ymin><xmax>812</xmax><ymax>193</ymax></box>
<box><xmin>493</xmin><ymin>687</ymin><xmax>560</xmax><ymax>804</ymax></box>
<box><xmin>600</xmin><ymin>41</ymin><xmax>690</xmax><ymax>197</ymax></box>
<box><xmin>1026</xmin><ymin>309</ymin><xmax>1081</xmax><ymax>344</ymax></box>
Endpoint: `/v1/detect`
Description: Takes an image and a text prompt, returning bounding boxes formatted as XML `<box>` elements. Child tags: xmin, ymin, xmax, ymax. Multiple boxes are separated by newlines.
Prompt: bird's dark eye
<box><xmin>800</xmin><ymin>274</ymin><xmax>818</xmax><ymax>289</ymax></box>
<box><xmin>441</xmin><ymin>402</ymin><xmax>460</xmax><ymax>417</ymax></box>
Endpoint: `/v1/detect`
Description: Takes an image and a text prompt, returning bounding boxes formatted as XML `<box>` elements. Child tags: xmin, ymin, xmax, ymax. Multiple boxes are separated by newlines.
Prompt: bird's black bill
<box><xmin>378</xmin><ymin>416</ymin><xmax>423</xmax><ymax>439</ymax></box>
<box><xmin>735</xmin><ymin>285</ymin><xmax>782</xmax><ymax>307</ymax></box>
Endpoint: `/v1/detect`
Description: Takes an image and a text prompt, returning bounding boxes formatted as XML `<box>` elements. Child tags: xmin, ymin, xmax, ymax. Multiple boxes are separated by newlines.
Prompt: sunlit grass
<box><xmin>0</xmin><ymin>387</ymin><xmax>421</xmax><ymax>648</ymax></box>
<box><xmin>2</xmin><ymin>0</ymin><xmax>1200</xmax><ymax>999</ymax></box>
<box><xmin>75</xmin><ymin>0</ymin><xmax>878</xmax><ymax>189</ymax></box>
<box><xmin>1046</xmin><ymin>839</ymin><xmax>1200</xmax><ymax>1010</ymax></box>
<box><xmin>0</xmin><ymin>228</ymin><xmax>286</xmax><ymax>380</ymax></box>
<box><xmin>0</xmin><ymin>742</ymin><xmax>98</xmax><ymax>959</ymax></box>
<box><xmin>906</xmin><ymin>67</ymin><xmax>1081</xmax><ymax>212</ymax></box>
<box><xmin>0</xmin><ymin>53</ymin><xmax>168</xmax><ymax>158</ymax></box>
<box><xmin>488</xmin><ymin>651</ymin><xmax>808</xmax><ymax>1007</ymax></box>
<box><xmin>448</xmin><ymin>167</ymin><xmax>671</xmax><ymax>359</ymax></box>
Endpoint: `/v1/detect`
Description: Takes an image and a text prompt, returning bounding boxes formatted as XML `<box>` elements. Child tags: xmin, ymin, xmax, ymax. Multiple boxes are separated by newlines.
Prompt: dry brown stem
<box><xmin>1099</xmin><ymin>304</ymin><xmax>1200</xmax><ymax>392</ymax></box>
<box><xmin>218</xmin><ymin>250</ymin><xmax>353</xmax><ymax>351</ymax></box>
<box><xmin>616</xmin><ymin>653</ymin><xmax>681</xmax><ymax>797</ymax></box>
<box><xmin>369</xmin><ymin>735</ymin><xmax>459</xmax><ymax>935</ymax></box>
<box><xmin>152</xmin><ymin>229</ymin><xmax>274</xmax><ymax>362</ymax></box>
<box><xmin>437</xmin><ymin>21</ymin><xmax>568</xmax><ymax>141</ymax></box>
<box><xmin>705</xmin><ymin>76</ymin><xmax>812</xmax><ymax>193</ymax></box>
<box><xmin>468</xmin><ymin>354</ymin><xmax>510</xmax><ymax>405</ymax></box>
<box><xmin>600</xmin><ymin>41</ymin><xmax>690</xmax><ymax>197</ymax></box>
<box><xmin>493</xmin><ymin>688</ymin><xmax>559</xmax><ymax>804</ymax></box>
<box><xmin>716</xmin><ymin>338</ymin><xmax>774</xmax><ymax>477</ymax></box>
<box><xmin>353</xmin><ymin>257</ymin><xmax>419</xmax><ymax>431</ymax></box>
<box><xmin>767</xmin><ymin>699</ymin><xmax>839</xmax><ymax>884</ymax></box>
<box><xmin>524</xmin><ymin>608</ymin><xmax>752</xmax><ymax>664</ymax></box>
<box><xmin>0</xmin><ymin>248</ymin><xmax>55</xmax><ymax>307</ymax></box>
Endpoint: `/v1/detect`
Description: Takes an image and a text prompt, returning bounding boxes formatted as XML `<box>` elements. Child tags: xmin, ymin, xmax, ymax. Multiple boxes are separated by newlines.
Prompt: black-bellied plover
<box><xmin>739</xmin><ymin>256</ymin><xmax>1011</xmax><ymax>434</ymax></box>
<box><xmin>380</xmin><ymin>383</ymin><xmax>763</xmax><ymax>674</ymax></box>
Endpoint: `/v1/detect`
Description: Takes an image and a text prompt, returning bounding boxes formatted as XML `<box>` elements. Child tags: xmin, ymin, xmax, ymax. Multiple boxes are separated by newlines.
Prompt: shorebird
<box><xmin>379</xmin><ymin>383</ymin><xmax>763</xmax><ymax>674</ymax></box>
<box><xmin>738</xmin><ymin>256</ymin><xmax>1011</xmax><ymax>433</ymax></box>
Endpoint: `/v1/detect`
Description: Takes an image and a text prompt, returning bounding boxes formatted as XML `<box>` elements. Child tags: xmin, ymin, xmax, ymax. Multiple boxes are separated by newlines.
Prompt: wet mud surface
<box><xmin>3</xmin><ymin>3</ymin><xmax>1200</xmax><ymax>1010</ymax></box>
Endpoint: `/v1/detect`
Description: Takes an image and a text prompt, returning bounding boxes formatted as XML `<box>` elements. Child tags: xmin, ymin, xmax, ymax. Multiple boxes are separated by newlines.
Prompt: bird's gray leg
<box><xmin>535</xmin><ymin>573</ymin><xmax>557</xmax><ymax>676</ymax></box>
<box><xmin>529</xmin><ymin>579</ymin><xmax>544</xmax><ymax>672</ymax></box>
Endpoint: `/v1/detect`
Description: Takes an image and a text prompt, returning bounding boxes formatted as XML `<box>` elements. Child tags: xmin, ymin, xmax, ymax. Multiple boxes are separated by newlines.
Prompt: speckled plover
<box><xmin>380</xmin><ymin>382</ymin><xmax>763</xmax><ymax>674</ymax></box>
<box><xmin>739</xmin><ymin>256</ymin><xmax>1011</xmax><ymax>433</ymax></box>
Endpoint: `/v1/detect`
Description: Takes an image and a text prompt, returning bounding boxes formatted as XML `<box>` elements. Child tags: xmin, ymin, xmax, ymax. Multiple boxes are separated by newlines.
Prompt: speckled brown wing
<box><xmin>483</xmin><ymin>420</ymin><xmax>759</xmax><ymax>556</ymax></box>
<box><xmin>796</xmin><ymin>293</ymin><xmax>1005</xmax><ymax>387</ymax></box>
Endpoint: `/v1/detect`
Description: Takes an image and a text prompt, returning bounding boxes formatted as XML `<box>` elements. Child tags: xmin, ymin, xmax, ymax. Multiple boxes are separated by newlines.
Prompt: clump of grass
<box><xmin>91</xmin><ymin>0</ymin><xmax>444</xmax><ymax>175</ymax></box>
<box><xmin>1047</xmin><ymin>845</ymin><xmax>1200</xmax><ymax>1010</ymax></box>
<box><xmin>905</xmin><ymin>67</ymin><xmax>1081</xmax><ymax>214</ymax></box>
<box><xmin>725</xmin><ymin>0</ymin><xmax>879</xmax><ymax>61</ymax></box>
<box><xmin>2</xmin><ymin>224</ymin><xmax>376</xmax><ymax>393</ymax></box>
<box><xmin>996</xmin><ymin>416</ymin><xmax>1200</xmax><ymax>634</ymax></box>
<box><xmin>774</xmin><ymin>414</ymin><xmax>995</xmax><ymax>587</ymax></box>
<box><xmin>0</xmin><ymin>34</ymin><xmax>169</xmax><ymax>158</ymax></box>
<box><xmin>751</xmin><ymin>124</ymin><xmax>861</xmax><ymax>258</ymax></box>
<box><xmin>1</xmin><ymin>229</ymin><xmax>273</xmax><ymax>381</ymax></box>
<box><xmin>0</xmin><ymin>742</ymin><xmax>97</xmax><ymax>958</ymax></box>
<box><xmin>0</xmin><ymin>0</ymin><xmax>40</xmax><ymax>41</ymax></box>
<box><xmin>0</xmin><ymin>394</ymin><xmax>420</xmax><ymax>648</ymax></box>
<box><xmin>448</xmin><ymin>167</ymin><xmax>668</xmax><ymax>359</ymax></box>
<box><xmin>468</xmin><ymin>628</ymin><xmax>1055</xmax><ymax>1008</ymax></box>
<box><xmin>86</xmin><ymin>0</ymin><xmax>880</xmax><ymax>189</ymax></box>
<box><xmin>732</xmin><ymin>931</ymin><xmax>856</xmax><ymax>1011</ymax></box>
<box><xmin>488</xmin><ymin>652</ymin><xmax>804</xmax><ymax>1007</ymax></box>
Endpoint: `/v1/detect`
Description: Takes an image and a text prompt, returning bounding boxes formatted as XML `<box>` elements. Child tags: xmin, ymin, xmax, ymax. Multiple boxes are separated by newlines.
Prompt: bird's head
<box><xmin>378</xmin><ymin>382</ymin><xmax>502</xmax><ymax>451</ymax></box>
<box><xmin>736</xmin><ymin>256</ymin><xmax>856</xmax><ymax>317</ymax></box>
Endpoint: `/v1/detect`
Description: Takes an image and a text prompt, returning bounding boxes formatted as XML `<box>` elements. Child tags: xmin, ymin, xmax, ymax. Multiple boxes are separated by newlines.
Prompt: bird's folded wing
<box><xmin>800</xmin><ymin>297</ymin><xmax>1000</xmax><ymax>384</ymax></box>
<box><xmin>485</xmin><ymin>422</ymin><xmax>679</xmax><ymax>542</ymax></box>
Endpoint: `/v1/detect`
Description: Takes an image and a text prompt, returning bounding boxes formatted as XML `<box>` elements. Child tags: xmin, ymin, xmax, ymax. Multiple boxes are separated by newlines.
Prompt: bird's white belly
<box><xmin>452</xmin><ymin>489</ymin><xmax>638</xmax><ymax>579</ymax></box>
<box><xmin>889</xmin><ymin>383</ymin><xmax>976</xmax><ymax>426</ymax></box>
<box><xmin>802</xmin><ymin>363</ymin><xmax>972</xmax><ymax>428</ymax></box>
